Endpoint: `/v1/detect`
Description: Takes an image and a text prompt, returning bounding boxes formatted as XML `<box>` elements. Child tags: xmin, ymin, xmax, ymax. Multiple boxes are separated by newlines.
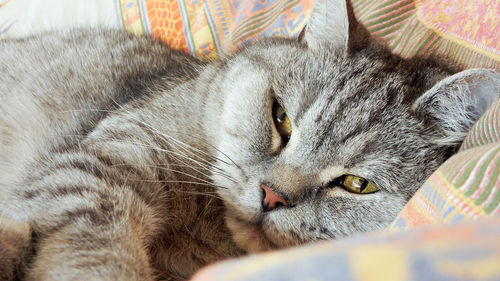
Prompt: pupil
<box><xmin>359</xmin><ymin>180</ymin><xmax>369</xmax><ymax>192</ymax></box>
<box><xmin>277</xmin><ymin>112</ymin><xmax>287</xmax><ymax>123</ymax></box>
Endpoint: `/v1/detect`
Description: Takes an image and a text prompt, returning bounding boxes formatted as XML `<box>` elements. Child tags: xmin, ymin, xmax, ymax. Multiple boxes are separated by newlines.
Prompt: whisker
<box><xmin>155</xmin><ymin>163</ymin><xmax>236</xmax><ymax>183</ymax></box>
<box><xmin>167</xmin><ymin>191</ymin><xmax>222</xmax><ymax>199</ymax></box>
<box><xmin>60</xmin><ymin>105</ymin><xmax>243</xmax><ymax>183</ymax></box>
<box><xmin>61</xmin><ymin>107</ymin><xmax>237</xmax><ymax>169</ymax></box>
<box><xmin>157</xmin><ymin>167</ymin><xmax>214</xmax><ymax>185</ymax></box>
<box><xmin>133</xmin><ymin>119</ymin><xmax>234</xmax><ymax>167</ymax></box>
<box><xmin>90</xmin><ymin>136</ymin><xmax>235</xmax><ymax>180</ymax></box>
<box><xmin>67</xmin><ymin>134</ymin><xmax>237</xmax><ymax>183</ymax></box>
<box><xmin>136</xmin><ymin>179</ymin><xmax>228</xmax><ymax>190</ymax></box>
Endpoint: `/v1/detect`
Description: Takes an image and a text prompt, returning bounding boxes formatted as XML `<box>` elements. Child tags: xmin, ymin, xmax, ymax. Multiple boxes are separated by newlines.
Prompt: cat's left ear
<box><xmin>413</xmin><ymin>69</ymin><xmax>500</xmax><ymax>144</ymax></box>
<box><xmin>300</xmin><ymin>0</ymin><xmax>370</xmax><ymax>52</ymax></box>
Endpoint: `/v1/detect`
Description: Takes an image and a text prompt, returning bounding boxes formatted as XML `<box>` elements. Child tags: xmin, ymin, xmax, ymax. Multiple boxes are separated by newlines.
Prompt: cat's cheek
<box><xmin>323</xmin><ymin>190</ymin><xmax>407</xmax><ymax>233</ymax></box>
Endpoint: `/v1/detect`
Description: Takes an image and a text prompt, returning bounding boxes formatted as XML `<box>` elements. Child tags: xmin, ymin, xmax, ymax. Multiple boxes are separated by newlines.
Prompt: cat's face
<box><xmin>208</xmin><ymin>40</ymin><xmax>448</xmax><ymax>251</ymax></box>
<box><xmin>207</xmin><ymin>0</ymin><xmax>499</xmax><ymax>252</ymax></box>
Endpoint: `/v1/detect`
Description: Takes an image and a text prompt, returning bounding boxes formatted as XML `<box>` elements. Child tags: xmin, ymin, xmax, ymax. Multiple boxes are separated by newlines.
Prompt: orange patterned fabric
<box><xmin>146</xmin><ymin>0</ymin><xmax>187</xmax><ymax>50</ymax></box>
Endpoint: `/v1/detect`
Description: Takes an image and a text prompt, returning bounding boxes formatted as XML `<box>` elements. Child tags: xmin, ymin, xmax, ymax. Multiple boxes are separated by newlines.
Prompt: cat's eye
<box><xmin>331</xmin><ymin>175</ymin><xmax>380</xmax><ymax>194</ymax></box>
<box><xmin>272</xmin><ymin>100</ymin><xmax>292</xmax><ymax>144</ymax></box>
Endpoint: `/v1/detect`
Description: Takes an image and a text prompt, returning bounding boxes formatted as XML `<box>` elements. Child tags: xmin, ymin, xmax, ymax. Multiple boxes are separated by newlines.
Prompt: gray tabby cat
<box><xmin>0</xmin><ymin>0</ymin><xmax>499</xmax><ymax>280</ymax></box>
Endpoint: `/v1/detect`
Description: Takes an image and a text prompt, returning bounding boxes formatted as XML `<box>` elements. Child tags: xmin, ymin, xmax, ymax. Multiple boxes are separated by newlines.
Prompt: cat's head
<box><xmin>207</xmin><ymin>0</ymin><xmax>500</xmax><ymax>252</ymax></box>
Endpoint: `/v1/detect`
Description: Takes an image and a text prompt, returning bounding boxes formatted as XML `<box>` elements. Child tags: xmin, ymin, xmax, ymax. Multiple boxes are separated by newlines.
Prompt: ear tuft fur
<box><xmin>413</xmin><ymin>68</ymin><xmax>500</xmax><ymax>145</ymax></box>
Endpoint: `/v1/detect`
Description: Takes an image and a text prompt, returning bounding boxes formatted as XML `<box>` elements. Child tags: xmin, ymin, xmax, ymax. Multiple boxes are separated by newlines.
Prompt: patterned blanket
<box><xmin>1</xmin><ymin>0</ymin><xmax>499</xmax><ymax>280</ymax></box>
<box><xmin>192</xmin><ymin>215</ymin><xmax>500</xmax><ymax>281</ymax></box>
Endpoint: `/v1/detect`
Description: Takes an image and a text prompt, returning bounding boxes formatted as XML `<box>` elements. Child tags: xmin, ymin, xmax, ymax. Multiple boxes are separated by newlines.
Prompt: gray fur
<box><xmin>0</xmin><ymin>0</ymin><xmax>499</xmax><ymax>280</ymax></box>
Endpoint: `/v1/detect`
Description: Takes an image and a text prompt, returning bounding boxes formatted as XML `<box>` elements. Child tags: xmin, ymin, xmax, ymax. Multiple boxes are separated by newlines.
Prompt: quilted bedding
<box><xmin>1</xmin><ymin>0</ymin><xmax>499</xmax><ymax>280</ymax></box>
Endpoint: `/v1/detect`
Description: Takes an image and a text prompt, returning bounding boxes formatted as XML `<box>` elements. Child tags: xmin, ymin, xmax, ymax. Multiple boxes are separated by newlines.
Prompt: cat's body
<box><xmin>0</xmin><ymin>30</ymin><xmax>243</xmax><ymax>280</ymax></box>
<box><xmin>0</xmin><ymin>0</ymin><xmax>499</xmax><ymax>280</ymax></box>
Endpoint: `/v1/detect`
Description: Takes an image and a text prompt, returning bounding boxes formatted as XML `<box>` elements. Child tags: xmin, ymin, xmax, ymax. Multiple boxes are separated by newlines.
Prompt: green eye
<box><xmin>334</xmin><ymin>175</ymin><xmax>380</xmax><ymax>194</ymax></box>
<box><xmin>272</xmin><ymin>100</ymin><xmax>292</xmax><ymax>142</ymax></box>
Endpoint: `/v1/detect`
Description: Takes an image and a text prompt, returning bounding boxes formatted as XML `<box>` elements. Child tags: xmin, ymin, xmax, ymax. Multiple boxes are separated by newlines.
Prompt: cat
<box><xmin>0</xmin><ymin>0</ymin><xmax>499</xmax><ymax>280</ymax></box>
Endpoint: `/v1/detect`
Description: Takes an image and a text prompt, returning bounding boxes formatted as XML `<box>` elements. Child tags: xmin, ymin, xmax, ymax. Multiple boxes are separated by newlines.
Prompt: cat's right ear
<box><xmin>301</xmin><ymin>0</ymin><xmax>370</xmax><ymax>52</ymax></box>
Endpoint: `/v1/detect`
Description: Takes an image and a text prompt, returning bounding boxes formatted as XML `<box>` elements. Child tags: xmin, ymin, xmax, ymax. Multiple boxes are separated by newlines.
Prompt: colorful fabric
<box><xmin>1</xmin><ymin>0</ymin><xmax>498</xmax><ymax>68</ymax></box>
<box><xmin>118</xmin><ymin>0</ymin><xmax>313</xmax><ymax>58</ymax></box>
<box><xmin>352</xmin><ymin>0</ymin><xmax>500</xmax><ymax>69</ymax></box>
<box><xmin>191</xmin><ymin>216</ymin><xmax>500</xmax><ymax>281</ymax></box>
<box><xmin>391</xmin><ymin>101</ymin><xmax>500</xmax><ymax>230</ymax></box>
<box><xmin>117</xmin><ymin>0</ymin><xmax>500</xmax><ymax>66</ymax></box>
<box><xmin>461</xmin><ymin>101</ymin><xmax>500</xmax><ymax>150</ymax></box>
<box><xmin>118</xmin><ymin>0</ymin><xmax>500</xmax><ymax>69</ymax></box>
<box><xmin>415</xmin><ymin>0</ymin><xmax>500</xmax><ymax>61</ymax></box>
<box><xmin>117</xmin><ymin>0</ymin><xmax>500</xmax><ymax>68</ymax></box>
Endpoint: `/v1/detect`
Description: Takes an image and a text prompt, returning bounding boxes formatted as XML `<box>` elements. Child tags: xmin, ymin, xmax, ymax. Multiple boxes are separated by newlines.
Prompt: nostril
<box><xmin>261</xmin><ymin>183</ymin><xmax>289</xmax><ymax>212</ymax></box>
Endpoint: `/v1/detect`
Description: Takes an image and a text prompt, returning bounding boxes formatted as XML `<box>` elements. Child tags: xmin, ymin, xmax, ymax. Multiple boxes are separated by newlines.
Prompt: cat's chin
<box><xmin>225</xmin><ymin>211</ymin><xmax>301</xmax><ymax>253</ymax></box>
<box><xmin>225</xmin><ymin>214</ymin><xmax>277</xmax><ymax>253</ymax></box>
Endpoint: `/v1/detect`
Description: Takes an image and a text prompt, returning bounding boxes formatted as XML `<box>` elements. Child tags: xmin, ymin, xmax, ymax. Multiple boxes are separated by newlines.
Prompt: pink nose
<box><xmin>261</xmin><ymin>183</ymin><xmax>288</xmax><ymax>212</ymax></box>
